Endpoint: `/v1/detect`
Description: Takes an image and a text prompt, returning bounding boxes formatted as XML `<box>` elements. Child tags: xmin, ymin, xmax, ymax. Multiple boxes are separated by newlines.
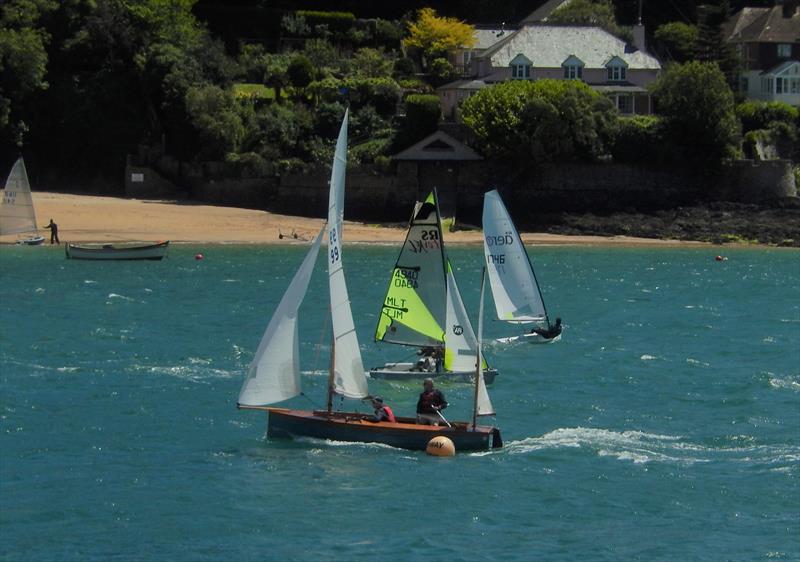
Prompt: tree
<box><xmin>404</xmin><ymin>8</ymin><xmax>475</xmax><ymax>64</ymax></box>
<box><xmin>393</xmin><ymin>93</ymin><xmax>439</xmax><ymax>149</ymax></box>
<box><xmin>654</xmin><ymin>22</ymin><xmax>699</xmax><ymax>62</ymax></box>
<box><xmin>185</xmin><ymin>84</ymin><xmax>245</xmax><ymax>160</ymax></box>
<box><xmin>694</xmin><ymin>1</ymin><xmax>739</xmax><ymax>88</ymax></box>
<box><xmin>287</xmin><ymin>54</ymin><xmax>314</xmax><ymax>90</ymax></box>
<box><xmin>0</xmin><ymin>0</ymin><xmax>56</xmax><ymax>146</ymax></box>
<box><xmin>461</xmin><ymin>79</ymin><xmax>618</xmax><ymax>164</ymax></box>
<box><xmin>263</xmin><ymin>54</ymin><xmax>290</xmax><ymax>102</ymax></box>
<box><xmin>548</xmin><ymin>0</ymin><xmax>629</xmax><ymax>42</ymax></box>
<box><xmin>350</xmin><ymin>48</ymin><xmax>393</xmax><ymax>79</ymax></box>
<box><xmin>650</xmin><ymin>61</ymin><xmax>741</xmax><ymax>164</ymax></box>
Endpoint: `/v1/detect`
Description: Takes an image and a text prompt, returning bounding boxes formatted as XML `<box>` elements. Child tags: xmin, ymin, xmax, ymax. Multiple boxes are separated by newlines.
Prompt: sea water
<box><xmin>1</xmin><ymin>244</ymin><xmax>798</xmax><ymax>561</ymax></box>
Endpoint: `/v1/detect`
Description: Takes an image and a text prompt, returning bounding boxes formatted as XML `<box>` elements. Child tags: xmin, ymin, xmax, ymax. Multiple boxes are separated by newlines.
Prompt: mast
<box><xmin>472</xmin><ymin>268</ymin><xmax>486</xmax><ymax>429</ymax></box>
<box><xmin>326</xmin><ymin>329</ymin><xmax>336</xmax><ymax>413</ymax></box>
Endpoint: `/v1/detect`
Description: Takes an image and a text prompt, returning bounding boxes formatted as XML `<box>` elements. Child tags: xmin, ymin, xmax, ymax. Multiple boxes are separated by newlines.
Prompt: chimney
<box><xmin>780</xmin><ymin>0</ymin><xmax>799</xmax><ymax>17</ymax></box>
<box><xmin>633</xmin><ymin>0</ymin><xmax>646</xmax><ymax>51</ymax></box>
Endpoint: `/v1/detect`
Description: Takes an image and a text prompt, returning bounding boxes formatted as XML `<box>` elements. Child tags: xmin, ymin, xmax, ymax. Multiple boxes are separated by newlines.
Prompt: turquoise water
<box><xmin>1</xmin><ymin>244</ymin><xmax>798</xmax><ymax>561</ymax></box>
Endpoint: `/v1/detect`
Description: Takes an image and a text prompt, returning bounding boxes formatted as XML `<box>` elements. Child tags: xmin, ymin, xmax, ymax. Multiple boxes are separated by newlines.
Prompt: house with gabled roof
<box><xmin>438</xmin><ymin>22</ymin><xmax>661</xmax><ymax>119</ymax></box>
<box><xmin>725</xmin><ymin>1</ymin><xmax>800</xmax><ymax>104</ymax></box>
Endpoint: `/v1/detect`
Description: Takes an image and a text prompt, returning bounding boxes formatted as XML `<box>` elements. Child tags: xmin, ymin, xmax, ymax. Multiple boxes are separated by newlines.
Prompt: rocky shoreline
<box><xmin>544</xmin><ymin>201</ymin><xmax>800</xmax><ymax>247</ymax></box>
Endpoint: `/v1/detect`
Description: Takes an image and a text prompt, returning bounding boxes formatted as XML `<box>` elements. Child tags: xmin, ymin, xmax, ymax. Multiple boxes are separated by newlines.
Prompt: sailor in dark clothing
<box><xmin>43</xmin><ymin>218</ymin><xmax>59</xmax><ymax>244</ymax></box>
<box><xmin>532</xmin><ymin>317</ymin><xmax>562</xmax><ymax>339</ymax></box>
<box><xmin>416</xmin><ymin>378</ymin><xmax>448</xmax><ymax>425</ymax></box>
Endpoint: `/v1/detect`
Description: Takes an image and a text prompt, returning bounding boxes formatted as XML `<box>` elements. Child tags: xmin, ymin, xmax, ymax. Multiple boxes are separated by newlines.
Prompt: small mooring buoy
<box><xmin>426</xmin><ymin>435</ymin><xmax>456</xmax><ymax>457</ymax></box>
<box><xmin>195</xmin><ymin>253</ymin><xmax>204</xmax><ymax>261</ymax></box>
<box><xmin>715</xmin><ymin>255</ymin><xmax>727</xmax><ymax>262</ymax></box>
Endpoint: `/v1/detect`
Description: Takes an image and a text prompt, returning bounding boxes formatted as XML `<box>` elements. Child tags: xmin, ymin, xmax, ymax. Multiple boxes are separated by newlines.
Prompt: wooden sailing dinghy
<box><xmin>237</xmin><ymin>112</ymin><xmax>501</xmax><ymax>451</ymax></box>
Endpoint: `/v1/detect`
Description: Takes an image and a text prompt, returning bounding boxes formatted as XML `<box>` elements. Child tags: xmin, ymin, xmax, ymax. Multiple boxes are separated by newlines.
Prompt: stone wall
<box><xmin>126</xmin><ymin>157</ymin><xmax>797</xmax><ymax>222</ymax></box>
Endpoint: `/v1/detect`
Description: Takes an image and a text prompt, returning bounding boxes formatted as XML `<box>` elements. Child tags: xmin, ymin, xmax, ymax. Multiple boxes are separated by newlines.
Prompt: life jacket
<box><xmin>381</xmin><ymin>405</ymin><xmax>396</xmax><ymax>423</ymax></box>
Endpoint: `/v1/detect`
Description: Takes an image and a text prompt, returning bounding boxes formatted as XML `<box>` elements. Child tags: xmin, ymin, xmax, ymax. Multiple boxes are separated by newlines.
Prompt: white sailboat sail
<box><xmin>444</xmin><ymin>263</ymin><xmax>482</xmax><ymax>372</ymax></box>
<box><xmin>482</xmin><ymin>189</ymin><xmax>548</xmax><ymax>324</ymax></box>
<box><xmin>238</xmin><ymin>227</ymin><xmax>325</xmax><ymax>406</ymax></box>
<box><xmin>327</xmin><ymin>109</ymin><xmax>368</xmax><ymax>399</ymax></box>
<box><xmin>475</xmin><ymin>269</ymin><xmax>494</xmax><ymax>416</ymax></box>
<box><xmin>1</xmin><ymin>158</ymin><xmax>39</xmax><ymax>236</ymax></box>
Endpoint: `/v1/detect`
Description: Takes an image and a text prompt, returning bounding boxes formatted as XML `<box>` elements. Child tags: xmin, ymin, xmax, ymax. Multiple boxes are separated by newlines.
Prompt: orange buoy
<box><xmin>195</xmin><ymin>253</ymin><xmax>204</xmax><ymax>260</ymax></box>
<box><xmin>426</xmin><ymin>435</ymin><xmax>456</xmax><ymax>457</ymax></box>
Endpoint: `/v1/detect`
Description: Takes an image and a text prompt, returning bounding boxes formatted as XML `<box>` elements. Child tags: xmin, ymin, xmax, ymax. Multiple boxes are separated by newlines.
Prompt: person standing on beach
<box><xmin>43</xmin><ymin>219</ymin><xmax>59</xmax><ymax>244</ymax></box>
<box><xmin>416</xmin><ymin>378</ymin><xmax>448</xmax><ymax>425</ymax></box>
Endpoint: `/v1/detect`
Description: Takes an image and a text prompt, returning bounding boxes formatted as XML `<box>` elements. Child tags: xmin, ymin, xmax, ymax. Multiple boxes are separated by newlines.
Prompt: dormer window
<box><xmin>509</xmin><ymin>53</ymin><xmax>532</xmax><ymax>80</ymax></box>
<box><xmin>562</xmin><ymin>55</ymin><xmax>584</xmax><ymax>80</ymax></box>
<box><xmin>606</xmin><ymin>57</ymin><xmax>628</xmax><ymax>82</ymax></box>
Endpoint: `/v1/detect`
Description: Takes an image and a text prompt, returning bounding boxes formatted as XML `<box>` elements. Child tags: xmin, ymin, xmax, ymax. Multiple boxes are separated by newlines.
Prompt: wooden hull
<box><xmin>65</xmin><ymin>241</ymin><xmax>169</xmax><ymax>260</ymax></box>
<box><xmin>369</xmin><ymin>365</ymin><xmax>497</xmax><ymax>385</ymax></box>
<box><xmin>264</xmin><ymin>408</ymin><xmax>502</xmax><ymax>451</ymax></box>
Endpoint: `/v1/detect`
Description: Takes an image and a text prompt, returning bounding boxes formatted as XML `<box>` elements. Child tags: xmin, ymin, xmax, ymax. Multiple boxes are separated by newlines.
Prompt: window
<box><xmin>616</xmin><ymin>95</ymin><xmax>632</xmax><ymax>114</ymax></box>
<box><xmin>762</xmin><ymin>77</ymin><xmax>774</xmax><ymax>94</ymax></box>
<box><xmin>777</xmin><ymin>77</ymin><xmax>784</xmax><ymax>94</ymax></box>
<box><xmin>791</xmin><ymin>78</ymin><xmax>800</xmax><ymax>94</ymax></box>
<box><xmin>607</xmin><ymin>65</ymin><xmax>627</xmax><ymax>81</ymax></box>
<box><xmin>778</xmin><ymin>44</ymin><xmax>792</xmax><ymax>58</ymax></box>
<box><xmin>740</xmin><ymin>77</ymin><xmax>749</xmax><ymax>93</ymax></box>
<box><xmin>564</xmin><ymin>65</ymin><xmax>583</xmax><ymax>79</ymax></box>
<box><xmin>512</xmin><ymin>64</ymin><xmax>531</xmax><ymax>79</ymax></box>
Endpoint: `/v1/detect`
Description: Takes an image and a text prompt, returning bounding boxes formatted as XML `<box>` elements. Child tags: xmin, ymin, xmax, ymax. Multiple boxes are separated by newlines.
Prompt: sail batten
<box><xmin>0</xmin><ymin>158</ymin><xmax>39</xmax><ymax>236</ymax></box>
<box><xmin>482</xmin><ymin>190</ymin><xmax>548</xmax><ymax>324</ymax></box>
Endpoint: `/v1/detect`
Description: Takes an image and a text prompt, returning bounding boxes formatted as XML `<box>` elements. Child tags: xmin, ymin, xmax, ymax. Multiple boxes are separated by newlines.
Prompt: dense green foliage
<box><xmin>549</xmin><ymin>0</ymin><xmax>631</xmax><ymax>42</ymax></box>
<box><xmin>737</xmin><ymin>101</ymin><xmax>799</xmax><ymax>160</ymax></box>
<box><xmin>461</xmin><ymin>80</ymin><xmax>617</xmax><ymax>165</ymax></box>
<box><xmin>610</xmin><ymin>115</ymin><xmax>664</xmax><ymax>164</ymax></box>
<box><xmin>650</xmin><ymin>61</ymin><xmax>741</xmax><ymax>164</ymax></box>
<box><xmin>393</xmin><ymin>94</ymin><xmax>440</xmax><ymax>150</ymax></box>
<box><xmin>654</xmin><ymin>22</ymin><xmax>699</xmax><ymax>62</ymax></box>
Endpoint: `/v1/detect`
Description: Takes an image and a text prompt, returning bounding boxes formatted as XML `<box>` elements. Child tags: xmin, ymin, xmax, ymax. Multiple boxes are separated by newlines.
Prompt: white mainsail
<box><xmin>444</xmin><ymin>264</ymin><xmax>481</xmax><ymax>372</ymax></box>
<box><xmin>238</xmin><ymin>227</ymin><xmax>324</xmax><ymax>406</ymax></box>
<box><xmin>327</xmin><ymin>109</ymin><xmax>368</xmax><ymax>399</ymax></box>
<box><xmin>475</xmin><ymin>269</ymin><xmax>494</xmax><ymax>417</ymax></box>
<box><xmin>0</xmin><ymin>158</ymin><xmax>39</xmax><ymax>236</ymax></box>
<box><xmin>482</xmin><ymin>189</ymin><xmax>547</xmax><ymax>324</ymax></box>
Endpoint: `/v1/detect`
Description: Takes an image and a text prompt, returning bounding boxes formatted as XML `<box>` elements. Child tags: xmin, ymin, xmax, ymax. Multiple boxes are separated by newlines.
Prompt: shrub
<box><xmin>393</xmin><ymin>57</ymin><xmax>416</xmax><ymax>78</ymax></box>
<box><xmin>393</xmin><ymin>93</ymin><xmax>440</xmax><ymax>149</ymax></box>
<box><xmin>611</xmin><ymin>115</ymin><xmax>664</xmax><ymax>163</ymax></box>
<box><xmin>428</xmin><ymin>57</ymin><xmax>457</xmax><ymax>87</ymax></box>
<box><xmin>736</xmin><ymin>101</ymin><xmax>799</xmax><ymax>133</ymax></box>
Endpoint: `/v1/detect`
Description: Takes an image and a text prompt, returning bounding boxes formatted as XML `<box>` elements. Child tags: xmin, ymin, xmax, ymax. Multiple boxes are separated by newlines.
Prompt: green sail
<box><xmin>374</xmin><ymin>192</ymin><xmax>447</xmax><ymax>347</ymax></box>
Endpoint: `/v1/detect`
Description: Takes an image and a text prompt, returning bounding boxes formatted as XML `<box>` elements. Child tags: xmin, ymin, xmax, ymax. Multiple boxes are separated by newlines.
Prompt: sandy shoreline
<box><xmin>0</xmin><ymin>192</ymin><xmax>715</xmax><ymax>247</ymax></box>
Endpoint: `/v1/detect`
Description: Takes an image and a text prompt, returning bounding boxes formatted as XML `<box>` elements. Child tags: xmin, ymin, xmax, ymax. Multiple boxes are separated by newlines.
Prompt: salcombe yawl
<box><xmin>482</xmin><ymin>189</ymin><xmax>560</xmax><ymax>344</ymax></box>
<box><xmin>0</xmin><ymin>158</ymin><xmax>45</xmax><ymax>245</ymax></box>
<box><xmin>370</xmin><ymin>190</ymin><xmax>498</xmax><ymax>384</ymax></box>
<box><xmin>237</xmin><ymin>112</ymin><xmax>501</xmax><ymax>451</ymax></box>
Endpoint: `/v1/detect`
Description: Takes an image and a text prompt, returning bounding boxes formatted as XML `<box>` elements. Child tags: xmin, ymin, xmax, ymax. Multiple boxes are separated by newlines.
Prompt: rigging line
<box><xmin>311</xmin><ymin>307</ymin><xmax>331</xmax><ymax>378</ymax></box>
<box><xmin>666</xmin><ymin>0</ymin><xmax>692</xmax><ymax>24</ymax></box>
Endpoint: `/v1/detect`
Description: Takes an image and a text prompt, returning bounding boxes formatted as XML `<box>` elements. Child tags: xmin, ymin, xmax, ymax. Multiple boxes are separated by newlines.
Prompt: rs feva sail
<box><xmin>482</xmin><ymin>189</ymin><xmax>547</xmax><ymax>324</ymax></box>
<box><xmin>327</xmin><ymin>109</ymin><xmax>368</xmax><ymax>399</ymax></box>
<box><xmin>238</xmin><ymin>227</ymin><xmax>324</xmax><ymax>406</ymax></box>
<box><xmin>444</xmin><ymin>262</ymin><xmax>487</xmax><ymax>372</ymax></box>
<box><xmin>375</xmin><ymin>192</ymin><xmax>447</xmax><ymax>347</ymax></box>
<box><xmin>0</xmin><ymin>158</ymin><xmax>39</xmax><ymax>236</ymax></box>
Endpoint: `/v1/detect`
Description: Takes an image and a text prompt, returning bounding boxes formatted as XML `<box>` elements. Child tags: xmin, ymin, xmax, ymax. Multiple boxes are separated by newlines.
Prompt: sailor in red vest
<box><xmin>368</xmin><ymin>396</ymin><xmax>396</xmax><ymax>423</ymax></box>
<box><xmin>416</xmin><ymin>378</ymin><xmax>448</xmax><ymax>425</ymax></box>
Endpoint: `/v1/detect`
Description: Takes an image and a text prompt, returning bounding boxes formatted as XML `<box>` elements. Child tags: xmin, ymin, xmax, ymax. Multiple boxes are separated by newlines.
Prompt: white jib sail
<box><xmin>482</xmin><ymin>189</ymin><xmax>546</xmax><ymax>323</ymax></box>
<box><xmin>0</xmin><ymin>158</ymin><xmax>39</xmax><ymax>236</ymax></box>
<box><xmin>444</xmin><ymin>267</ymin><xmax>480</xmax><ymax>372</ymax></box>
<box><xmin>327</xmin><ymin>109</ymin><xmax>368</xmax><ymax>399</ymax></box>
<box><xmin>476</xmin><ymin>268</ymin><xmax>495</xmax><ymax>416</ymax></box>
<box><xmin>238</xmin><ymin>227</ymin><xmax>324</xmax><ymax>406</ymax></box>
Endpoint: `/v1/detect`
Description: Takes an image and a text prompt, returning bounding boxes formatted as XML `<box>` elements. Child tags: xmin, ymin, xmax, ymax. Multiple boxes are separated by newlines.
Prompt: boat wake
<box><xmin>498</xmin><ymin>427</ymin><xmax>800</xmax><ymax>469</ymax></box>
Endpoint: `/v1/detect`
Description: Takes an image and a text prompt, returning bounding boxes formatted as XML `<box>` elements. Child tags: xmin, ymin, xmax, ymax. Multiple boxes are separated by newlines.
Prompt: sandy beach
<box><xmin>1</xmin><ymin>192</ymin><xmax>711</xmax><ymax>246</ymax></box>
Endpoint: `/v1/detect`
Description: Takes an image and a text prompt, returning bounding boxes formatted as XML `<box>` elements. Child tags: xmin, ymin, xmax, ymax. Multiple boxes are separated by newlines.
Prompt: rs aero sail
<box><xmin>236</xmin><ymin>112</ymin><xmax>501</xmax><ymax>451</ymax></box>
<box><xmin>482</xmin><ymin>189</ymin><xmax>562</xmax><ymax>344</ymax></box>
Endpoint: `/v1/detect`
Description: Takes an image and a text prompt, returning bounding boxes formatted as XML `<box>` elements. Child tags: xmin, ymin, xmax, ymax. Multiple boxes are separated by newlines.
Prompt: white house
<box><xmin>438</xmin><ymin>24</ymin><xmax>661</xmax><ymax>119</ymax></box>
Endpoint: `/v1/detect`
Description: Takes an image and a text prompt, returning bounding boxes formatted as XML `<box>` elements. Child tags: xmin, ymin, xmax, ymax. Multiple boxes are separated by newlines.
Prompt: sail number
<box><xmin>487</xmin><ymin>253</ymin><xmax>505</xmax><ymax>264</ymax></box>
<box><xmin>329</xmin><ymin>227</ymin><xmax>340</xmax><ymax>264</ymax></box>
